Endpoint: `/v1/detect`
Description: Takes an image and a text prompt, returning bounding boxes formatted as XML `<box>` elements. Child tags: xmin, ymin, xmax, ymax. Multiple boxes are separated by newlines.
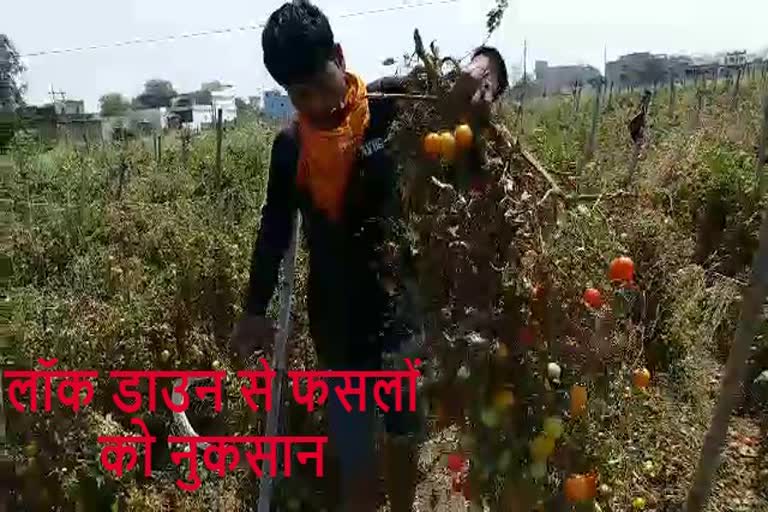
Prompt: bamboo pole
<box><xmin>684</xmin><ymin>208</ymin><xmax>768</xmax><ymax>512</ymax></box>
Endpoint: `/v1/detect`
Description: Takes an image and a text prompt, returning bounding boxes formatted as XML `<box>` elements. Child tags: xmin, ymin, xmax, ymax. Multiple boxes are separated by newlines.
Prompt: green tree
<box><xmin>1</xmin><ymin>34</ymin><xmax>25</xmax><ymax>149</ymax></box>
<box><xmin>98</xmin><ymin>92</ymin><xmax>131</xmax><ymax>117</ymax></box>
<box><xmin>133</xmin><ymin>79</ymin><xmax>177</xmax><ymax>109</ymax></box>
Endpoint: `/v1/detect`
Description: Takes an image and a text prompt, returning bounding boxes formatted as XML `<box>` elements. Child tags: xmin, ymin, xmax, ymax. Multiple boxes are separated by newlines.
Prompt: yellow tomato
<box><xmin>493</xmin><ymin>390</ymin><xmax>515</xmax><ymax>410</ymax></box>
<box><xmin>440</xmin><ymin>132</ymin><xmax>457</xmax><ymax>162</ymax></box>
<box><xmin>454</xmin><ymin>123</ymin><xmax>474</xmax><ymax>150</ymax></box>
<box><xmin>423</xmin><ymin>132</ymin><xmax>441</xmax><ymax>159</ymax></box>
<box><xmin>529</xmin><ymin>434</ymin><xmax>556</xmax><ymax>462</ymax></box>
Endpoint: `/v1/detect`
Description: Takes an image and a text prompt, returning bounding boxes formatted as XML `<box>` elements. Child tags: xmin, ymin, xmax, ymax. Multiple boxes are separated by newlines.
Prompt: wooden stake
<box><xmin>585</xmin><ymin>81</ymin><xmax>603</xmax><ymax>160</ymax></box>
<box><xmin>684</xmin><ymin>208</ymin><xmax>768</xmax><ymax>512</ymax></box>
<box><xmin>668</xmin><ymin>74</ymin><xmax>676</xmax><ymax>118</ymax></box>
<box><xmin>731</xmin><ymin>66</ymin><xmax>743</xmax><ymax>109</ymax></box>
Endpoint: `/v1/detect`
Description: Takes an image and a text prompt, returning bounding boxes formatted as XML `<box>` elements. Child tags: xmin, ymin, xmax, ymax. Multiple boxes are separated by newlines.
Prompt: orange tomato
<box><xmin>632</xmin><ymin>368</ymin><xmax>651</xmax><ymax>389</ymax></box>
<box><xmin>564</xmin><ymin>473</ymin><xmax>597</xmax><ymax>503</ymax></box>
<box><xmin>423</xmin><ymin>132</ymin><xmax>442</xmax><ymax>159</ymax></box>
<box><xmin>440</xmin><ymin>131</ymin><xmax>457</xmax><ymax>162</ymax></box>
<box><xmin>454</xmin><ymin>123</ymin><xmax>474</xmax><ymax>149</ymax></box>
<box><xmin>570</xmin><ymin>384</ymin><xmax>588</xmax><ymax>417</ymax></box>
<box><xmin>583</xmin><ymin>288</ymin><xmax>603</xmax><ymax>309</ymax></box>
<box><xmin>609</xmin><ymin>256</ymin><xmax>635</xmax><ymax>282</ymax></box>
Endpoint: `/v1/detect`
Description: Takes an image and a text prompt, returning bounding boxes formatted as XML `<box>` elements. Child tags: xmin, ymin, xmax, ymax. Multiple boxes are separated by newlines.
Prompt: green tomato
<box><xmin>543</xmin><ymin>416</ymin><xmax>564</xmax><ymax>440</ymax></box>
<box><xmin>481</xmin><ymin>408</ymin><xmax>500</xmax><ymax>428</ymax></box>
<box><xmin>530</xmin><ymin>461</ymin><xmax>547</xmax><ymax>480</ymax></box>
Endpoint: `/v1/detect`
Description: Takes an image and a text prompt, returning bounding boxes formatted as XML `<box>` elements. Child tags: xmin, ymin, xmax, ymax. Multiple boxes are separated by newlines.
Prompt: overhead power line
<box><xmin>21</xmin><ymin>0</ymin><xmax>460</xmax><ymax>59</ymax></box>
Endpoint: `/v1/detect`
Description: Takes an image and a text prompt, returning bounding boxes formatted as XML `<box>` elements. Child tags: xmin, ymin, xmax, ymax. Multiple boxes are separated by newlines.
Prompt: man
<box><xmin>231</xmin><ymin>2</ymin><xmax>508</xmax><ymax>510</ymax></box>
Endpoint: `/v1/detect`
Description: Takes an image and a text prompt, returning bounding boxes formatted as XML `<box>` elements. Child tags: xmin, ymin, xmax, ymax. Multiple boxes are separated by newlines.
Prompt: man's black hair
<box><xmin>262</xmin><ymin>1</ymin><xmax>336</xmax><ymax>86</ymax></box>
<box><xmin>473</xmin><ymin>46</ymin><xmax>509</xmax><ymax>98</ymax></box>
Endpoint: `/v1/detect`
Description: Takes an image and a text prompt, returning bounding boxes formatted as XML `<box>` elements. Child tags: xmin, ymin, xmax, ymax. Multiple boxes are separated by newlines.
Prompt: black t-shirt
<box><xmin>244</xmin><ymin>76</ymin><xmax>419</xmax><ymax>369</ymax></box>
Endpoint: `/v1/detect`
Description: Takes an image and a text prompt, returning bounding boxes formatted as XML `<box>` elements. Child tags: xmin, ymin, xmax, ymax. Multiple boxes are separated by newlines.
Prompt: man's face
<box><xmin>286</xmin><ymin>44</ymin><xmax>349</xmax><ymax>130</ymax></box>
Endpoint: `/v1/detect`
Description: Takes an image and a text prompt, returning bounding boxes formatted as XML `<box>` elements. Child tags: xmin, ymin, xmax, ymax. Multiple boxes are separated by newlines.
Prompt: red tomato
<box><xmin>583</xmin><ymin>288</ymin><xmax>603</xmax><ymax>309</ymax></box>
<box><xmin>447</xmin><ymin>453</ymin><xmax>466</xmax><ymax>473</ymax></box>
<box><xmin>518</xmin><ymin>326</ymin><xmax>535</xmax><ymax>346</ymax></box>
<box><xmin>609</xmin><ymin>256</ymin><xmax>635</xmax><ymax>282</ymax></box>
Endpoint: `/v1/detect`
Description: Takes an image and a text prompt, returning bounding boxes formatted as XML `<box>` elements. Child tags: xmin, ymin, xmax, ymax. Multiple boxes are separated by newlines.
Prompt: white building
<box><xmin>211</xmin><ymin>88</ymin><xmax>237</xmax><ymax>124</ymax></box>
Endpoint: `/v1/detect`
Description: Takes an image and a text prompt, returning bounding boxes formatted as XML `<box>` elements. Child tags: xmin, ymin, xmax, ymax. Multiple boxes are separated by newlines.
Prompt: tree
<box><xmin>235</xmin><ymin>97</ymin><xmax>257</xmax><ymax>121</ymax></box>
<box><xmin>0</xmin><ymin>34</ymin><xmax>25</xmax><ymax>112</ymax></box>
<box><xmin>99</xmin><ymin>93</ymin><xmax>131</xmax><ymax>117</ymax></box>
<box><xmin>1</xmin><ymin>34</ymin><xmax>25</xmax><ymax>149</ymax></box>
<box><xmin>134</xmin><ymin>79</ymin><xmax>177</xmax><ymax>109</ymax></box>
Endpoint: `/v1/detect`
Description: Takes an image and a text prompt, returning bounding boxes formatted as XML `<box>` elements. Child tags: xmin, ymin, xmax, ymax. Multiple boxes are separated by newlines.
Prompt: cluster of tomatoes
<box><xmin>444</xmin><ymin>255</ymin><xmax>655</xmax><ymax>505</ymax></box>
<box><xmin>582</xmin><ymin>256</ymin><xmax>635</xmax><ymax>309</ymax></box>
<box><xmin>422</xmin><ymin>124</ymin><xmax>474</xmax><ymax>162</ymax></box>
<box><xmin>581</xmin><ymin>255</ymin><xmax>652</xmax><ymax>389</ymax></box>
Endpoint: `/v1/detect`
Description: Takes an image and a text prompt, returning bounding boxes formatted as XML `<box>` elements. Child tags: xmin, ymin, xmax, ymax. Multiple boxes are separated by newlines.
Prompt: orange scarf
<box><xmin>296</xmin><ymin>72</ymin><xmax>371</xmax><ymax>222</ymax></box>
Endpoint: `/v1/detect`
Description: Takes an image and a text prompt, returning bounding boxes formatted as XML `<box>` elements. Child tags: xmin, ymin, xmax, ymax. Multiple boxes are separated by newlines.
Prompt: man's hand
<box><xmin>230</xmin><ymin>315</ymin><xmax>275</xmax><ymax>361</ymax></box>
<box><xmin>445</xmin><ymin>48</ymin><xmax>507</xmax><ymax>124</ymax></box>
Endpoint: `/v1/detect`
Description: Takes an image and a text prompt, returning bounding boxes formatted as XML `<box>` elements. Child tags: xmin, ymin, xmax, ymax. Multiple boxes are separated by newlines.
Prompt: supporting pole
<box><xmin>258</xmin><ymin>213</ymin><xmax>301</xmax><ymax>512</ymax></box>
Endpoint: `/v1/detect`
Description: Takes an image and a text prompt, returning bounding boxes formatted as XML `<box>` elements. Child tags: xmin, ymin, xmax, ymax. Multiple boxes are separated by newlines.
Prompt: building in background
<box><xmin>606</xmin><ymin>52</ymin><xmax>693</xmax><ymax>89</ymax></box>
<box><xmin>263</xmin><ymin>90</ymin><xmax>295</xmax><ymax>121</ymax></box>
<box><xmin>211</xmin><ymin>87</ymin><xmax>237</xmax><ymax>124</ymax></box>
<box><xmin>534</xmin><ymin>61</ymin><xmax>602</xmax><ymax>95</ymax></box>
<box><xmin>53</xmin><ymin>99</ymin><xmax>85</xmax><ymax>116</ymax></box>
<box><xmin>169</xmin><ymin>82</ymin><xmax>237</xmax><ymax>131</ymax></box>
<box><xmin>723</xmin><ymin>51</ymin><xmax>747</xmax><ymax>67</ymax></box>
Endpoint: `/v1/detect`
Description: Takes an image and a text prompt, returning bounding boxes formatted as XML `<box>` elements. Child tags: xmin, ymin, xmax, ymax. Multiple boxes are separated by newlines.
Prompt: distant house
<box><xmin>53</xmin><ymin>99</ymin><xmax>85</xmax><ymax>116</ymax></box>
<box><xmin>263</xmin><ymin>90</ymin><xmax>295</xmax><ymax>121</ymax></box>
<box><xmin>19</xmin><ymin>102</ymin><xmax>102</xmax><ymax>144</ymax></box>
<box><xmin>170</xmin><ymin>83</ymin><xmax>237</xmax><ymax>131</ymax></box>
<box><xmin>606</xmin><ymin>52</ymin><xmax>691</xmax><ymax>88</ymax></box>
<box><xmin>534</xmin><ymin>61</ymin><xmax>602</xmax><ymax>95</ymax></box>
<box><xmin>723</xmin><ymin>51</ymin><xmax>747</xmax><ymax>68</ymax></box>
<box><xmin>101</xmin><ymin>107</ymin><xmax>168</xmax><ymax>140</ymax></box>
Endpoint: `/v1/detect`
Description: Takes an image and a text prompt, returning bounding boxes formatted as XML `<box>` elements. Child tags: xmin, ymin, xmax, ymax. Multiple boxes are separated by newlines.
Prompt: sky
<box><xmin>7</xmin><ymin>0</ymin><xmax>768</xmax><ymax>111</ymax></box>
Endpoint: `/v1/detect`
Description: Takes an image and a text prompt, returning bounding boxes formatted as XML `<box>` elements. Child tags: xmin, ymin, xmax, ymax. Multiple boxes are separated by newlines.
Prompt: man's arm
<box><xmin>232</xmin><ymin>128</ymin><xmax>298</xmax><ymax>360</ymax></box>
<box><xmin>244</xmin><ymin>127</ymin><xmax>299</xmax><ymax>316</ymax></box>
